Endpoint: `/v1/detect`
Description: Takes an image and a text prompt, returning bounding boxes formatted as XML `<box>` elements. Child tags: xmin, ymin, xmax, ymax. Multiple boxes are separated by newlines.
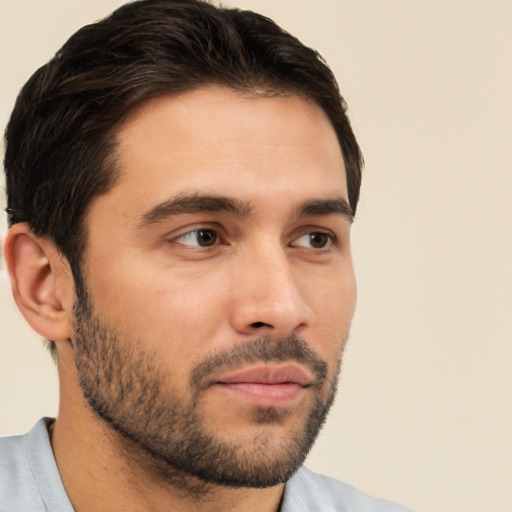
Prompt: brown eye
<box><xmin>292</xmin><ymin>232</ymin><xmax>333</xmax><ymax>249</ymax></box>
<box><xmin>309</xmin><ymin>232</ymin><xmax>329</xmax><ymax>248</ymax></box>
<box><xmin>196</xmin><ymin>229</ymin><xmax>217</xmax><ymax>246</ymax></box>
<box><xmin>174</xmin><ymin>229</ymin><xmax>218</xmax><ymax>247</ymax></box>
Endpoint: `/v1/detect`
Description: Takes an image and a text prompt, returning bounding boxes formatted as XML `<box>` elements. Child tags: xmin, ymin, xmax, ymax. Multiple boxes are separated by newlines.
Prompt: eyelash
<box><xmin>173</xmin><ymin>228</ymin><xmax>221</xmax><ymax>248</ymax></box>
<box><xmin>171</xmin><ymin>227</ymin><xmax>338</xmax><ymax>251</ymax></box>
<box><xmin>291</xmin><ymin>231</ymin><xmax>337</xmax><ymax>250</ymax></box>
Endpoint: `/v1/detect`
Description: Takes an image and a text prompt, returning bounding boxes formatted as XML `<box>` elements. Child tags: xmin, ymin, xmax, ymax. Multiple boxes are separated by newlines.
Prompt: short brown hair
<box><xmin>4</xmin><ymin>0</ymin><xmax>363</xmax><ymax>355</ymax></box>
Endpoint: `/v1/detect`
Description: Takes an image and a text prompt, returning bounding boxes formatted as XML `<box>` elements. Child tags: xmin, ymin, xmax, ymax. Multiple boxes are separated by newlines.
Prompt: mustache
<box><xmin>190</xmin><ymin>335</ymin><xmax>328</xmax><ymax>390</ymax></box>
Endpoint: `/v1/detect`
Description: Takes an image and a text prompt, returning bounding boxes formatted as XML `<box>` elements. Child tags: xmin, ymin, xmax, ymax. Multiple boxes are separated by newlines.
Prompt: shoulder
<box><xmin>0</xmin><ymin>418</ymin><xmax>72</xmax><ymax>512</ymax></box>
<box><xmin>0</xmin><ymin>421</ymin><xmax>45</xmax><ymax>510</ymax></box>
<box><xmin>281</xmin><ymin>466</ymin><xmax>414</xmax><ymax>512</ymax></box>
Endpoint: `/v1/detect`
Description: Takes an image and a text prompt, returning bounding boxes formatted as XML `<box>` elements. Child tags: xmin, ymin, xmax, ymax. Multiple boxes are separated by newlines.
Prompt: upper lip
<box><xmin>215</xmin><ymin>364</ymin><xmax>313</xmax><ymax>387</ymax></box>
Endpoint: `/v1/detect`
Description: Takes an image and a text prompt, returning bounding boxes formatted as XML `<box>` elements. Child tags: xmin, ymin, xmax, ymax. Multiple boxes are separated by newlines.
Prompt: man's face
<box><xmin>72</xmin><ymin>88</ymin><xmax>356</xmax><ymax>487</ymax></box>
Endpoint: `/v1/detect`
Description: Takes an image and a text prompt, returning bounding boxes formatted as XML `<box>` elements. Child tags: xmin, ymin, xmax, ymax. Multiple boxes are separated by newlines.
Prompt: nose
<box><xmin>229</xmin><ymin>244</ymin><xmax>314</xmax><ymax>338</ymax></box>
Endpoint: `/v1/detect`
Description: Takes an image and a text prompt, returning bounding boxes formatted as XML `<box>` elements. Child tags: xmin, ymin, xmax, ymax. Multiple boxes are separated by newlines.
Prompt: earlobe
<box><xmin>3</xmin><ymin>223</ymin><xmax>74</xmax><ymax>342</ymax></box>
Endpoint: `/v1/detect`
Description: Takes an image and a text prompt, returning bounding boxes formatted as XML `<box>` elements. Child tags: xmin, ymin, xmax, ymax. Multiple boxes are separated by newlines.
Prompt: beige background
<box><xmin>1</xmin><ymin>1</ymin><xmax>511</xmax><ymax>511</ymax></box>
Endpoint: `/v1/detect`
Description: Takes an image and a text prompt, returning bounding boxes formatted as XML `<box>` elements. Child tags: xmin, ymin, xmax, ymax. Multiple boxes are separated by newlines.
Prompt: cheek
<box><xmin>88</xmin><ymin>262</ymin><xmax>233</xmax><ymax>355</ymax></box>
<box><xmin>301</xmin><ymin>266</ymin><xmax>356</xmax><ymax>357</ymax></box>
<box><xmin>304</xmin><ymin>265</ymin><xmax>356</xmax><ymax>322</ymax></box>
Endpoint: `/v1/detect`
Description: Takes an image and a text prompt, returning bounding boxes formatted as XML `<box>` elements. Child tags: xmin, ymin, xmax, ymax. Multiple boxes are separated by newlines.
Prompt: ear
<box><xmin>3</xmin><ymin>223</ymin><xmax>75</xmax><ymax>342</ymax></box>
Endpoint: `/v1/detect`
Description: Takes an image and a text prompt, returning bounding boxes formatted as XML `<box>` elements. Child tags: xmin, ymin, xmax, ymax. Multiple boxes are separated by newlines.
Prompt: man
<box><xmin>0</xmin><ymin>1</ymin><xmax>412</xmax><ymax>510</ymax></box>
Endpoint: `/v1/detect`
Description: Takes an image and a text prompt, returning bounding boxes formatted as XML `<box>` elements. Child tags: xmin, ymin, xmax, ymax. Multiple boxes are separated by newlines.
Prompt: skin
<box><xmin>5</xmin><ymin>87</ymin><xmax>356</xmax><ymax>512</ymax></box>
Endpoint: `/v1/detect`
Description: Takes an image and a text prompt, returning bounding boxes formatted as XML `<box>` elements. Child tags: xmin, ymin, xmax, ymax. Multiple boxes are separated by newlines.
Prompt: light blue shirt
<box><xmin>0</xmin><ymin>418</ymin><xmax>413</xmax><ymax>511</ymax></box>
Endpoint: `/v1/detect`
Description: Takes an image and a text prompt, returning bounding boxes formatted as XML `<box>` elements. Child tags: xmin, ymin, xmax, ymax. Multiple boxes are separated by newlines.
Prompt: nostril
<box><xmin>250</xmin><ymin>321</ymin><xmax>273</xmax><ymax>329</ymax></box>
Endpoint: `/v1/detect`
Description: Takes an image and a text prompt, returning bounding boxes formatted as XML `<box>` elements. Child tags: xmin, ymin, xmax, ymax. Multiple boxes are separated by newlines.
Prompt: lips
<box><xmin>216</xmin><ymin>364</ymin><xmax>312</xmax><ymax>387</ymax></box>
<box><xmin>212</xmin><ymin>364</ymin><xmax>312</xmax><ymax>408</ymax></box>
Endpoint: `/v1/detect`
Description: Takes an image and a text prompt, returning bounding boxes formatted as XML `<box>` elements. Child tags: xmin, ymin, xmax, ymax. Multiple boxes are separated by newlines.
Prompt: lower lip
<box><xmin>214</xmin><ymin>382</ymin><xmax>306</xmax><ymax>407</ymax></box>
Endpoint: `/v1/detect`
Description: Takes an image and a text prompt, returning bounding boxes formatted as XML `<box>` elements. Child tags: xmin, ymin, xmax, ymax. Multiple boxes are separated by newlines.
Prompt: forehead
<box><xmin>92</xmin><ymin>87</ymin><xmax>348</xmax><ymax>227</ymax></box>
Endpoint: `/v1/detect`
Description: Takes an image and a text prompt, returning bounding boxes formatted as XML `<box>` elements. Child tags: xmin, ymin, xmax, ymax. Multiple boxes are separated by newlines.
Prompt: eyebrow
<box><xmin>297</xmin><ymin>198</ymin><xmax>353</xmax><ymax>222</ymax></box>
<box><xmin>138</xmin><ymin>193</ymin><xmax>353</xmax><ymax>227</ymax></box>
<box><xmin>139</xmin><ymin>194</ymin><xmax>252</xmax><ymax>226</ymax></box>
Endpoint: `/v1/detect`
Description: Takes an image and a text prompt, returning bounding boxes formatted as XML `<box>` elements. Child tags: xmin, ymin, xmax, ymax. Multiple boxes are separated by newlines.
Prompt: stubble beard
<box><xmin>71</xmin><ymin>289</ymin><xmax>344</xmax><ymax>490</ymax></box>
